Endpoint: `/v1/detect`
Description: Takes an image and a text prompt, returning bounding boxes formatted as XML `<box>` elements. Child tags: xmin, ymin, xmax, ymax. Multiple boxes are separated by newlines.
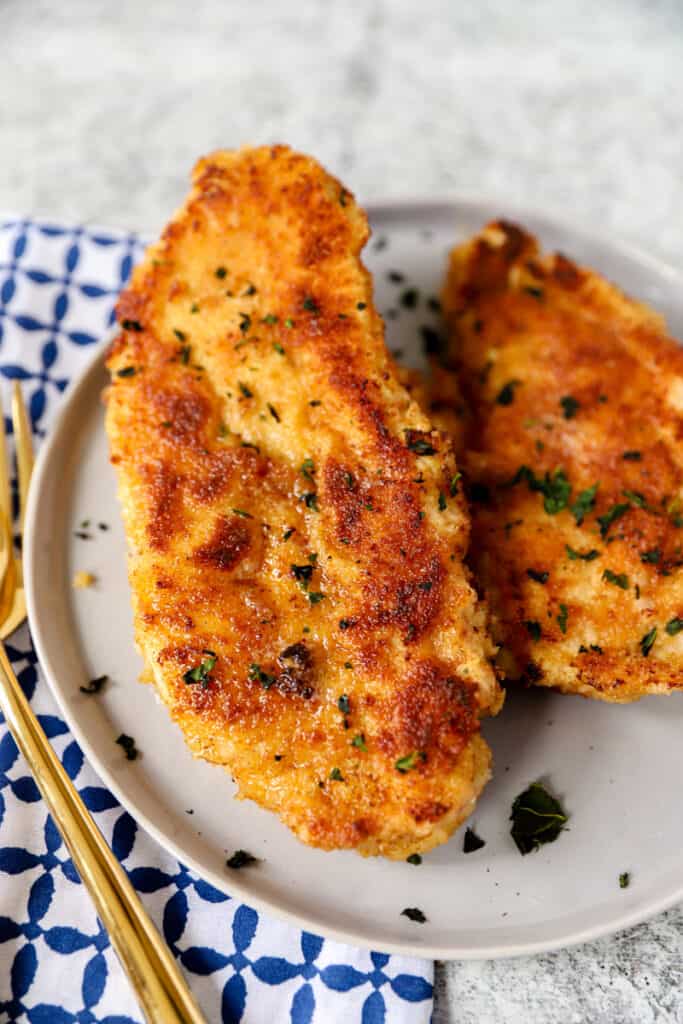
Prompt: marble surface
<box><xmin>2</xmin><ymin>0</ymin><xmax>682</xmax><ymax>1020</ymax></box>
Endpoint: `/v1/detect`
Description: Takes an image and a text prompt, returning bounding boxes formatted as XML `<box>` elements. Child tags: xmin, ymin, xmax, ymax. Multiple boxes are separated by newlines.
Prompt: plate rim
<box><xmin>24</xmin><ymin>196</ymin><xmax>683</xmax><ymax>960</ymax></box>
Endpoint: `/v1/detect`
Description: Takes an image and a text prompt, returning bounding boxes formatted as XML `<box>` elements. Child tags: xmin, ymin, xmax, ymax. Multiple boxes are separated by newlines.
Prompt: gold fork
<box><xmin>0</xmin><ymin>383</ymin><xmax>206</xmax><ymax>1024</ymax></box>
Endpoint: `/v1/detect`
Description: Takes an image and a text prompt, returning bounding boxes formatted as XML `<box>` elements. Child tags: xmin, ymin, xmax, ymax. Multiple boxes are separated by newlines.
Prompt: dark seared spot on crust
<box><xmin>143</xmin><ymin>461</ymin><xmax>181</xmax><ymax>550</ymax></box>
<box><xmin>276</xmin><ymin>642</ymin><xmax>315</xmax><ymax>699</ymax></box>
<box><xmin>193</xmin><ymin>515</ymin><xmax>251</xmax><ymax>571</ymax></box>
<box><xmin>327</xmin><ymin>371</ymin><xmax>409</xmax><ymax>468</ymax></box>
<box><xmin>409</xmin><ymin>800</ymin><xmax>450</xmax><ymax>824</ymax></box>
<box><xmin>552</xmin><ymin>253</ymin><xmax>583</xmax><ymax>289</ymax></box>
<box><xmin>147</xmin><ymin>384</ymin><xmax>209</xmax><ymax>449</ymax></box>
<box><xmin>379</xmin><ymin>660</ymin><xmax>478</xmax><ymax>762</ymax></box>
<box><xmin>323</xmin><ymin>459</ymin><xmax>365</xmax><ymax>546</ymax></box>
<box><xmin>364</xmin><ymin>555</ymin><xmax>446</xmax><ymax>642</ymax></box>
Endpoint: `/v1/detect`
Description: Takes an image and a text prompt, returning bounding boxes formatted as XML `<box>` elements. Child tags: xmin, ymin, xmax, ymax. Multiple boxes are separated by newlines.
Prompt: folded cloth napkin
<box><xmin>0</xmin><ymin>216</ymin><xmax>434</xmax><ymax>1024</ymax></box>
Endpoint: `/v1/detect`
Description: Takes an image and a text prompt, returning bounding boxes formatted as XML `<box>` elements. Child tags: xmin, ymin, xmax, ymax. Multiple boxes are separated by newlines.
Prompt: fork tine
<box><xmin>11</xmin><ymin>383</ymin><xmax>34</xmax><ymax>534</ymax></box>
<box><xmin>0</xmin><ymin>395</ymin><xmax>11</xmax><ymax>529</ymax></box>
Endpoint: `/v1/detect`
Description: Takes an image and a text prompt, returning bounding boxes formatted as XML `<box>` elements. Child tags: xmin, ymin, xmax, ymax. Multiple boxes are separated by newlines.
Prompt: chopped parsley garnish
<box><xmin>339</xmin><ymin>189</ymin><xmax>349</xmax><ymax>207</ymax></box>
<box><xmin>238</xmin><ymin>313</ymin><xmax>251</xmax><ymax>334</ymax></box>
<box><xmin>597</xmin><ymin>502</ymin><xmax>630</xmax><ymax>538</ymax></box>
<box><xmin>400</xmin><ymin>288</ymin><xmax>418</xmax><ymax>309</ymax></box>
<box><xmin>291</xmin><ymin>563</ymin><xmax>314</xmax><ymax>586</ymax></box>
<box><xmin>301</xmin><ymin>458</ymin><xmax>315</xmax><ymax>480</ymax></box>
<box><xmin>640</xmin><ymin>627</ymin><xmax>657</xmax><ymax>657</ymax></box>
<box><xmin>284</xmin><ymin>318</ymin><xmax>294</xmax><ymax>329</ymax></box>
<box><xmin>116</xmin><ymin>366</ymin><xmax>136</xmax><ymax>378</ymax></box>
<box><xmin>406</xmin><ymin>853</ymin><xmax>422</xmax><ymax>865</ymax></box>
<box><xmin>120</xmin><ymin>318</ymin><xmax>143</xmax><ymax>332</ymax></box>
<box><xmin>665</xmin><ymin>617</ymin><xmax>683</xmax><ymax>636</ymax></box>
<box><xmin>215</xmin><ymin>266</ymin><xmax>227</xmax><ymax>279</ymax></box>
<box><xmin>329</xmin><ymin>767</ymin><xmax>344</xmax><ymax>781</ymax></box>
<box><xmin>512</xmin><ymin>465</ymin><xmax>571</xmax><ymax>515</ymax></box>
<box><xmin>351</xmin><ymin>733</ymin><xmax>367</xmax><ymax>751</ymax></box>
<box><xmin>262</xmin><ymin>313</ymin><xmax>278</xmax><ymax>325</ymax></box>
<box><xmin>243</xmin><ymin>283</ymin><xmax>257</xmax><ymax>296</ymax></box>
<box><xmin>283</xmin><ymin>527</ymin><xmax>295</xmax><ymax>541</ymax></box>
<box><xmin>438</xmin><ymin>491</ymin><xmax>447</xmax><ymax>512</ymax></box>
<box><xmin>510</xmin><ymin>782</ymin><xmax>568</xmax><ymax>855</ymax></box>
<box><xmin>566</xmin><ymin>545</ymin><xmax>600</xmax><ymax>561</ymax></box>
<box><xmin>463</xmin><ymin>828</ymin><xmax>486</xmax><ymax>853</ymax></box>
<box><xmin>622</xmin><ymin>451</ymin><xmax>642</xmax><ymax>461</ymax></box>
<box><xmin>232</xmin><ymin>508</ymin><xmax>252</xmax><ymax>518</ymax></box>
<box><xmin>641</xmin><ymin>548</ymin><xmax>660</xmax><ymax>564</ymax></box>
<box><xmin>178</xmin><ymin>344</ymin><xmax>191</xmax><ymax>364</ymax></box>
<box><xmin>405</xmin><ymin>431</ymin><xmax>437</xmax><ymax>456</ymax></box>
<box><xmin>619</xmin><ymin>872</ymin><xmax>630</xmax><ymax>889</ymax></box>
<box><xmin>339</xmin><ymin>619</ymin><xmax>352</xmax><ymax>631</ymax></box>
<box><xmin>302</xmin><ymin>491</ymin><xmax>318</xmax><ymax>511</ymax></box>
<box><xmin>602</xmin><ymin>569</ymin><xmax>629</xmax><ymax>590</ymax></box>
<box><xmin>226</xmin><ymin>850</ymin><xmax>258</xmax><ymax>869</ymax></box>
<box><xmin>579</xmin><ymin>644</ymin><xmax>604</xmax><ymax>654</ymax></box>
<box><xmin>238</xmin><ymin>381</ymin><xmax>253</xmax><ymax>398</ymax></box>
<box><xmin>388</xmin><ymin>270</ymin><xmax>404</xmax><ymax>283</ymax></box>
<box><xmin>116</xmin><ymin>734</ymin><xmax>138</xmax><ymax>761</ymax></box>
<box><xmin>560</xmin><ymin>395</ymin><xmax>580</xmax><ymax>419</ymax></box>
<box><xmin>303</xmin><ymin>296</ymin><xmax>319</xmax><ymax>312</ymax></box>
<box><xmin>273</xmin><ymin>341</ymin><xmax>285</xmax><ymax>355</ymax></box>
<box><xmin>80</xmin><ymin>675</ymin><xmax>108</xmax><ymax>695</ymax></box>
<box><xmin>356</xmin><ymin>301</ymin><xmax>367</xmax><ymax>310</ymax></box>
<box><xmin>622</xmin><ymin>489</ymin><xmax>648</xmax><ymax>508</ymax></box>
<box><xmin>401</xmin><ymin>907</ymin><xmax>426</xmax><ymax>923</ymax></box>
<box><xmin>395</xmin><ymin>750</ymin><xmax>426</xmax><ymax>774</ymax></box>
<box><xmin>526</xmin><ymin>569</ymin><xmax>549</xmax><ymax>584</ymax></box>
<box><xmin>571</xmin><ymin>483</ymin><xmax>599</xmax><ymax>525</ymax></box>
<box><xmin>183</xmin><ymin>651</ymin><xmax>217</xmax><ymax>688</ymax></box>
<box><xmin>449</xmin><ymin>472</ymin><xmax>462</xmax><ymax>497</ymax></box>
<box><xmin>267</xmin><ymin>402</ymin><xmax>280</xmax><ymax>422</ymax></box>
<box><xmin>496</xmin><ymin>379</ymin><xmax>521</xmax><ymax>406</ymax></box>
<box><xmin>556</xmin><ymin>604</ymin><xmax>569</xmax><ymax>634</ymax></box>
<box><xmin>248</xmin><ymin>663</ymin><xmax>277</xmax><ymax>689</ymax></box>
<box><xmin>337</xmin><ymin>695</ymin><xmax>351</xmax><ymax>718</ymax></box>
<box><xmin>173</xmin><ymin>328</ymin><xmax>186</xmax><ymax>342</ymax></box>
<box><xmin>308</xmin><ymin>592</ymin><xmax>325</xmax><ymax>605</ymax></box>
<box><xmin>523</xmin><ymin>285</ymin><xmax>544</xmax><ymax>299</ymax></box>
<box><xmin>190</xmin><ymin>303</ymin><xmax>199</xmax><ymax>314</ymax></box>
<box><xmin>525</xmin><ymin>620</ymin><xmax>541</xmax><ymax>642</ymax></box>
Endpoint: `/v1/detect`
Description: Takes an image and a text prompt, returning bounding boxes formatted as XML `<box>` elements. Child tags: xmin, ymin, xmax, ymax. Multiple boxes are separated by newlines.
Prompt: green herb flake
<box><xmin>510</xmin><ymin>781</ymin><xmax>568</xmax><ymax>855</ymax></box>
<box><xmin>641</xmin><ymin>548</ymin><xmax>661</xmax><ymax>564</ymax></box>
<box><xmin>120</xmin><ymin>318</ymin><xmax>143</xmax><ymax>332</ymax></box>
<box><xmin>173</xmin><ymin>328</ymin><xmax>186</xmax><ymax>343</ymax></box>
<box><xmin>356</xmin><ymin>301</ymin><xmax>367</xmax><ymax>311</ymax></box>
<box><xmin>602</xmin><ymin>569</ymin><xmax>629</xmax><ymax>590</ymax></box>
<box><xmin>512</xmin><ymin>465</ymin><xmax>571</xmax><ymax>515</ymax></box>
<box><xmin>301</xmin><ymin>458</ymin><xmax>315</xmax><ymax>481</ymax></box>
<box><xmin>406</xmin><ymin>853</ymin><xmax>422</xmax><ymax>865</ymax></box>
<box><xmin>557</xmin><ymin>604</ymin><xmax>569</xmax><ymax>634</ymax></box>
<box><xmin>665</xmin><ymin>617</ymin><xmax>683</xmax><ymax>636</ymax></box>
<box><xmin>526</xmin><ymin>569</ymin><xmax>549</xmax><ymax>584</ymax></box>
<box><xmin>226</xmin><ymin>849</ymin><xmax>259</xmax><ymax>869</ymax></box>
<box><xmin>438</xmin><ymin>491</ymin><xmax>447</xmax><ymax>512</ymax></box>
<box><xmin>640</xmin><ymin>627</ymin><xmax>657</xmax><ymax>657</ymax></box>
<box><xmin>116</xmin><ymin>733</ymin><xmax>138</xmax><ymax>761</ymax></box>
<box><xmin>303</xmin><ymin>296</ymin><xmax>319</xmax><ymax>313</ymax></box>
<box><xmin>622</xmin><ymin>451</ymin><xmax>642</xmax><ymax>461</ymax></box>
<box><xmin>619</xmin><ymin>872</ymin><xmax>630</xmax><ymax>889</ymax></box>
<box><xmin>597</xmin><ymin>502</ymin><xmax>630</xmax><ymax>538</ymax></box>
<box><xmin>80</xmin><ymin>675</ymin><xmax>108</xmax><ymax>695</ymax></box>
<box><xmin>248</xmin><ymin>663</ymin><xmax>277</xmax><ymax>689</ymax></box>
<box><xmin>238</xmin><ymin>381</ymin><xmax>253</xmax><ymax>398</ymax></box>
<box><xmin>272</xmin><ymin>341</ymin><xmax>285</xmax><ymax>356</ymax></box>
<box><xmin>395</xmin><ymin>750</ymin><xmax>426</xmax><ymax>774</ymax></box>
<box><xmin>190</xmin><ymin>303</ymin><xmax>200</xmax><ymax>314</ymax></box>
<box><xmin>183</xmin><ymin>650</ymin><xmax>217</xmax><ymax>688</ymax></box>
<box><xmin>262</xmin><ymin>313</ymin><xmax>278</xmax><ymax>325</ymax></box>
<box><xmin>496</xmin><ymin>379</ymin><xmax>521</xmax><ymax>406</ymax></box>
<box><xmin>400</xmin><ymin>288</ymin><xmax>419</xmax><ymax>309</ymax></box>
<box><xmin>284</xmin><ymin>318</ymin><xmax>295</xmax><ymax>329</ymax></box>
<box><xmin>571</xmin><ymin>482</ymin><xmax>599</xmax><ymax>525</ymax></box>
<box><xmin>232</xmin><ymin>508</ymin><xmax>252</xmax><ymax>518</ymax></box>
<box><xmin>116</xmin><ymin>366</ymin><xmax>136</xmax><ymax>378</ymax></box>
<box><xmin>351</xmin><ymin>733</ymin><xmax>368</xmax><ymax>751</ymax></box>
<box><xmin>308</xmin><ymin>591</ymin><xmax>325</xmax><ymax>605</ymax></box>
<box><xmin>338</xmin><ymin>694</ymin><xmax>350</xmax><ymax>715</ymax></box>
<box><xmin>215</xmin><ymin>266</ymin><xmax>228</xmax><ymax>279</ymax></box>
<box><xmin>302</xmin><ymin>491</ymin><xmax>319</xmax><ymax>511</ymax></box>
<box><xmin>238</xmin><ymin>312</ymin><xmax>251</xmax><ymax>335</ymax></box>
<box><xmin>405</xmin><ymin>431</ymin><xmax>437</xmax><ymax>456</ymax></box>
<box><xmin>329</xmin><ymin>767</ymin><xmax>344</xmax><ymax>781</ymax></box>
<box><xmin>525</xmin><ymin>620</ymin><xmax>542</xmax><ymax>642</ymax></box>
<box><xmin>566</xmin><ymin>545</ymin><xmax>600</xmax><ymax>561</ymax></box>
<box><xmin>267</xmin><ymin>402</ymin><xmax>280</xmax><ymax>423</ymax></box>
<box><xmin>449</xmin><ymin>472</ymin><xmax>462</xmax><ymax>497</ymax></box>
<box><xmin>401</xmin><ymin>907</ymin><xmax>426</xmax><ymax>923</ymax></box>
<box><xmin>463</xmin><ymin>827</ymin><xmax>486</xmax><ymax>853</ymax></box>
<box><xmin>560</xmin><ymin>395</ymin><xmax>580</xmax><ymax>419</ymax></box>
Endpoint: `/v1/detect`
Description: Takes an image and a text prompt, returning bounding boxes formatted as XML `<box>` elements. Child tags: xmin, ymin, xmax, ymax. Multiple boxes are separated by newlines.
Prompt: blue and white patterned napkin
<box><xmin>0</xmin><ymin>217</ymin><xmax>434</xmax><ymax>1024</ymax></box>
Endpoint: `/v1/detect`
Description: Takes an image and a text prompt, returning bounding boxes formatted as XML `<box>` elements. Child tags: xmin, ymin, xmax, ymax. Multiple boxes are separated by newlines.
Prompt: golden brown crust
<box><xmin>439</xmin><ymin>220</ymin><xmax>683</xmax><ymax>702</ymax></box>
<box><xmin>105</xmin><ymin>145</ymin><xmax>502</xmax><ymax>857</ymax></box>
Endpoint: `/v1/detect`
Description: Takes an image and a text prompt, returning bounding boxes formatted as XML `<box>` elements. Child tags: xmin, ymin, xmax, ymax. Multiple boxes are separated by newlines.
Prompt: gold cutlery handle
<box><xmin>0</xmin><ymin>644</ymin><xmax>206</xmax><ymax>1024</ymax></box>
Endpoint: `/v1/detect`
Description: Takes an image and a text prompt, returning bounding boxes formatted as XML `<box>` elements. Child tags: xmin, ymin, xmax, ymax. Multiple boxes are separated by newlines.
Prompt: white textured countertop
<box><xmin>3</xmin><ymin>1</ymin><xmax>682</xmax><ymax>1020</ymax></box>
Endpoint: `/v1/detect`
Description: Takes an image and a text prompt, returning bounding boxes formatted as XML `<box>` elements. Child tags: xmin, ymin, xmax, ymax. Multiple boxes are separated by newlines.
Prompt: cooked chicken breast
<box><xmin>105</xmin><ymin>146</ymin><xmax>502</xmax><ymax>858</ymax></box>
<box><xmin>439</xmin><ymin>220</ymin><xmax>683</xmax><ymax>702</ymax></box>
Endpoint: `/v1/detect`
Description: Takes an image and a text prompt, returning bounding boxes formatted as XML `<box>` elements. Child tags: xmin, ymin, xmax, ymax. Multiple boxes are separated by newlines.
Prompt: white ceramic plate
<box><xmin>25</xmin><ymin>199</ymin><xmax>683</xmax><ymax>959</ymax></box>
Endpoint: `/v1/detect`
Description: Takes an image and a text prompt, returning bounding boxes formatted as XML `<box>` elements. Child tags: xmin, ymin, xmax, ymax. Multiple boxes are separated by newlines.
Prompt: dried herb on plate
<box><xmin>510</xmin><ymin>781</ymin><xmax>568</xmax><ymax>854</ymax></box>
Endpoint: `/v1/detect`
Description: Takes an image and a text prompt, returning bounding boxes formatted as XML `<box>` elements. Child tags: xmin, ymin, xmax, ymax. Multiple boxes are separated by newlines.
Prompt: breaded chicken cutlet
<box><xmin>105</xmin><ymin>146</ymin><xmax>502</xmax><ymax>858</ymax></box>
<box><xmin>438</xmin><ymin>220</ymin><xmax>683</xmax><ymax>702</ymax></box>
